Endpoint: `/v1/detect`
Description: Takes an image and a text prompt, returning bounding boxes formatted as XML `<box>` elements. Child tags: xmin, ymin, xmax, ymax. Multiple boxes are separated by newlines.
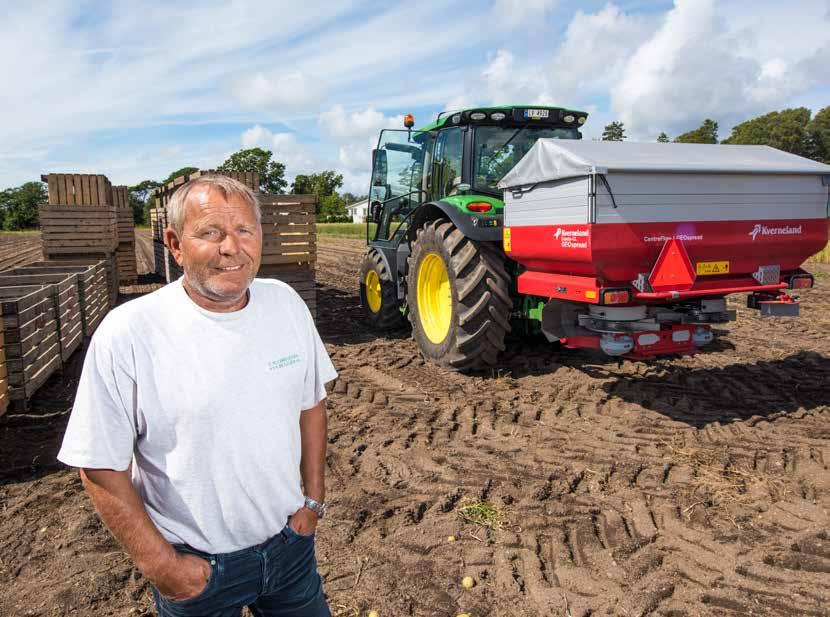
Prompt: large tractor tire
<box><xmin>406</xmin><ymin>218</ymin><xmax>512</xmax><ymax>371</ymax></box>
<box><xmin>359</xmin><ymin>248</ymin><xmax>406</xmax><ymax>330</ymax></box>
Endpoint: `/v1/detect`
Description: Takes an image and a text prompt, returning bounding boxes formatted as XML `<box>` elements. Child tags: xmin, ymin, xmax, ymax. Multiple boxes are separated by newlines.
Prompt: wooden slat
<box><xmin>82</xmin><ymin>174</ymin><xmax>91</xmax><ymax>205</ymax></box>
<box><xmin>47</xmin><ymin>175</ymin><xmax>59</xmax><ymax>205</ymax></box>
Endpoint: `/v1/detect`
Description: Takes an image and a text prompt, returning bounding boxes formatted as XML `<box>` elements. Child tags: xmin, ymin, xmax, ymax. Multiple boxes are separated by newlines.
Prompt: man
<box><xmin>57</xmin><ymin>175</ymin><xmax>336</xmax><ymax>617</ymax></box>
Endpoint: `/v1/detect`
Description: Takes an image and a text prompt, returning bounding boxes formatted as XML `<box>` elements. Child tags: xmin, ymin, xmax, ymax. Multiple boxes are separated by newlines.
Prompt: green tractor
<box><xmin>359</xmin><ymin>106</ymin><xmax>588</xmax><ymax>371</ymax></box>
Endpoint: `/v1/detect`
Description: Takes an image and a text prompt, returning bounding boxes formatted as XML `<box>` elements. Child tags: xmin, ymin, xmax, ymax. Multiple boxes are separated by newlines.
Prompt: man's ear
<box><xmin>164</xmin><ymin>227</ymin><xmax>184</xmax><ymax>266</ymax></box>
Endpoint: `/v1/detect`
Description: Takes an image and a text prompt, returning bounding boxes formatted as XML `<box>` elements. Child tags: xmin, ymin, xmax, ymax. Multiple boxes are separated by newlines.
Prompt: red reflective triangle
<box><xmin>648</xmin><ymin>238</ymin><xmax>696</xmax><ymax>292</ymax></box>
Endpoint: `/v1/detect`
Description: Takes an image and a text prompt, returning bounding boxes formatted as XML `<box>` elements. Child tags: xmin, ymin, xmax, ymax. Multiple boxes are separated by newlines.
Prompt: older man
<box><xmin>57</xmin><ymin>175</ymin><xmax>336</xmax><ymax>617</ymax></box>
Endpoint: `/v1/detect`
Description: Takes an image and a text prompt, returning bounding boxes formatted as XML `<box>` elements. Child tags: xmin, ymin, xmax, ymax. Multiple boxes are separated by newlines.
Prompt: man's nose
<box><xmin>219</xmin><ymin>231</ymin><xmax>240</xmax><ymax>256</ymax></box>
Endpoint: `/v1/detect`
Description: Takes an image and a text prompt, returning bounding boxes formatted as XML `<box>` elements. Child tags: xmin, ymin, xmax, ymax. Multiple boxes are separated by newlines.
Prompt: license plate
<box><xmin>524</xmin><ymin>109</ymin><xmax>549</xmax><ymax>119</ymax></box>
<box><xmin>696</xmin><ymin>261</ymin><xmax>730</xmax><ymax>275</ymax></box>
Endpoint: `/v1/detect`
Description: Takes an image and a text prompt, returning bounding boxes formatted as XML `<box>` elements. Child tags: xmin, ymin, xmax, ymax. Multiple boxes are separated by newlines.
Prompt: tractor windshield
<box><xmin>473</xmin><ymin>125</ymin><xmax>580</xmax><ymax>195</ymax></box>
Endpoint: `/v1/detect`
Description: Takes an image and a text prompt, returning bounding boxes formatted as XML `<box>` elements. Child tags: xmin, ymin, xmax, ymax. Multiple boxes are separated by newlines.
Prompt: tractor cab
<box><xmin>360</xmin><ymin>105</ymin><xmax>589</xmax><ymax>370</ymax></box>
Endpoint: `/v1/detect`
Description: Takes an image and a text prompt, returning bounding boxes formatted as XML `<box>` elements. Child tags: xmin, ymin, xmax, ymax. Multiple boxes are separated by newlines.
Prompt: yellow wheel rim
<box><xmin>365</xmin><ymin>270</ymin><xmax>382</xmax><ymax>313</ymax></box>
<box><xmin>416</xmin><ymin>253</ymin><xmax>452</xmax><ymax>344</ymax></box>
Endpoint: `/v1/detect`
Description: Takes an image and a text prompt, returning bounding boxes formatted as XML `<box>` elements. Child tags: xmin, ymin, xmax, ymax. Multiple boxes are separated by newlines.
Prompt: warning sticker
<box><xmin>696</xmin><ymin>261</ymin><xmax>730</xmax><ymax>275</ymax></box>
<box><xmin>503</xmin><ymin>227</ymin><xmax>512</xmax><ymax>252</ymax></box>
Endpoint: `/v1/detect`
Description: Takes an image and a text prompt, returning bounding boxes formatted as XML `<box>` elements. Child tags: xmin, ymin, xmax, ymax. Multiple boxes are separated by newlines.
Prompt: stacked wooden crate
<box><xmin>0</xmin><ymin>272</ymin><xmax>83</xmax><ymax>362</ymax></box>
<box><xmin>18</xmin><ymin>262</ymin><xmax>108</xmax><ymax>337</ymax></box>
<box><xmin>0</xmin><ymin>284</ymin><xmax>61</xmax><ymax>407</ymax></box>
<box><xmin>113</xmin><ymin>186</ymin><xmax>137</xmax><ymax>285</ymax></box>
<box><xmin>0</xmin><ymin>329</ymin><xmax>8</xmax><ymax>416</ymax></box>
<box><xmin>0</xmin><ymin>235</ymin><xmax>43</xmax><ymax>271</ymax></box>
<box><xmin>40</xmin><ymin>173</ymin><xmax>119</xmax><ymax>308</ymax></box>
<box><xmin>258</xmin><ymin>194</ymin><xmax>317</xmax><ymax>318</ymax></box>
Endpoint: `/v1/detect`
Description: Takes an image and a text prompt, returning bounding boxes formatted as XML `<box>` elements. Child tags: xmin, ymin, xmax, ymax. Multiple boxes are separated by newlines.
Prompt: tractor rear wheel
<box><xmin>406</xmin><ymin>218</ymin><xmax>512</xmax><ymax>371</ymax></box>
<box><xmin>359</xmin><ymin>248</ymin><xmax>406</xmax><ymax>330</ymax></box>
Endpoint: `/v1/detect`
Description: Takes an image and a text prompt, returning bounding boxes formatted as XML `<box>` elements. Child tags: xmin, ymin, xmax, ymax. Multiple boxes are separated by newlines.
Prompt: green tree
<box><xmin>291</xmin><ymin>171</ymin><xmax>344</xmax><ymax>214</ymax></box>
<box><xmin>602</xmin><ymin>121</ymin><xmax>626</xmax><ymax>141</ymax></box>
<box><xmin>806</xmin><ymin>106</ymin><xmax>830</xmax><ymax>163</ymax></box>
<box><xmin>218</xmin><ymin>148</ymin><xmax>287</xmax><ymax>193</ymax></box>
<box><xmin>0</xmin><ymin>181</ymin><xmax>46</xmax><ymax>230</ymax></box>
<box><xmin>162</xmin><ymin>167</ymin><xmax>199</xmax><ymax>185</ymax></box>
<box><xmin>130</xmin><ymin>179</ymin><xmax>161</xmax><ymax>225</ymax></box>
<box><xmin>657</xmin><ymin>132</ymin><xmax>670</xmax><ymax>143</ymax></box>
<box><xmin>722</xmin><ymin>108</ymin><xmax>811</xmax><ymax>156</ymax></box>
<box><xmin>674</xmin><ymin>119</ymin><xmax>719</xmax><ymax>144</ymax></box>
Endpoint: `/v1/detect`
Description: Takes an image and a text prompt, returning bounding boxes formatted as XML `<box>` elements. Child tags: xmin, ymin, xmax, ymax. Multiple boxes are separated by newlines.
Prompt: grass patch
<box><xmin>665</xmin><ymin>441</ymin><xmax>785</xmax><ymax>510</ymax></box>
<box><xmin>317</xmin><ymin>222</ymin><xmax>375</xmax><ymax>239</ymax></box>
<box><xmin>456</xmin><ymin>500</ymin><xmax>509</xmax><ymax>530</ymax></box>
<box><xmin>809</xmin><ymin>241</ymin><xmax>830</xmax><ymax>264</ymax></box>
<box><xmin>0</xmin><ymin>229</ymin><xmax>40</xmax><ymax>235</ymax></box>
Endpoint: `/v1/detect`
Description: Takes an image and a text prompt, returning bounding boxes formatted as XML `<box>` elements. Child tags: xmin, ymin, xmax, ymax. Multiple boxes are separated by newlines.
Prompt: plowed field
<box><xmin>0</xmin><ymin>232</ymin><xmax>828</xmax><ymax>616</ymax></box>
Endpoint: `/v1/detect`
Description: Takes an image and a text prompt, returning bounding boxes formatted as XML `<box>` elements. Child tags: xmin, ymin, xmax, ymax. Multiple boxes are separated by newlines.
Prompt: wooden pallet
<box><xmin>0</xmin><ymin>273</ymin><xmax>83</xmax><ymax>363</ymax></box>
<box><xmin>0</xmin><ymin>284</ymin><xmax>62</xmax><ymax>403</ymax></box>
<box><xmin>153</xmin><ymin>239</ymin><xmax>166</xmax><ymax>278</ymax></box>
<box><xmin>257</xmin><ymin>194</ymin><xmax>317</xmax><ymax>317</ymax></box>
<box><xmin>41</xmin><ymin>255</ymin><xmax>118</xmax><ymax>311</ymax></box>
<box><xmin>40</xmin><ymin>205</ymin><xmax>118</xmax><ymax>254</ymax></box>
<box><xmin>41</xmin><ymin>173</ymin><xmax>113</xmax><ymax>206</ymax></box>
<box><xmin>16</xmin><ymin>262</ymin><xmax>108</xmax><ymax>337</ymax></box>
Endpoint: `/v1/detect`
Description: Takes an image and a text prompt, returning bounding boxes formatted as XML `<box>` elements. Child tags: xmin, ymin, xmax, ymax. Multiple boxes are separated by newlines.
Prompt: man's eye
<box><xmin>201</xmin><ymin>229</ymin><xmax>220</xmax><ymax>238</ymax></box>
<box><xmin>238</xmin><ymin>228</ymin><xmax>252</xmax><ymax>236</ymax></box>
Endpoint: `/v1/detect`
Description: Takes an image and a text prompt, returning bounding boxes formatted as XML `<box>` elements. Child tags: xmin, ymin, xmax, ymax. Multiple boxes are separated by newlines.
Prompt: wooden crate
<box><xmin>16</xmin><ymin>262</ymin><xmax>108</xmax><ymax>337</ymax></box>
<box><xmin>152</xmin><ymin>239</ymin><xmax>166</xmax><ymax>278</ymax></box>
<box><xmin>41</xmin><ymin>173</ymin><xmax>113</xmax><ymax>206</ymax></box>
<box><xmin>0</xmin><ymin>284</ymin><xmax>61</xmax><ymax>403</ymax></box>
<box><xmin>40</xmin><ymin>205</ymin><xmax>118</xmax><ymax>254</ymax></box>
<box><xmin>257</xmin><ymin>194</ymin><xmax>317</xmax><ymax>318</ymax></box>
<box><xmin>165</xmin><ymin>247</ymin><xmax>183</xmax><ymax>283</ymax></box>
<box><xmin>42</xmin><ymin>255</ymin><xmax>118</xmax><ymax>310</ymax></box>
<box><xmin>0</xmin><ymin>272</ymin><xmax>83</xmax><ymax>362</ymax></box>
<box><xmin>0</xmin><ymin>329</ymin><xmax>8</xmax><ymax>417</ymax></box>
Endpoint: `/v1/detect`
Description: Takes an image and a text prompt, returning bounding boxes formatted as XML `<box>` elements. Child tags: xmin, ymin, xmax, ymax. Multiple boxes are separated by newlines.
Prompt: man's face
<box><xmin>168</xmin><ymin>186</ymin><xmax>262</xmax><ymax>304</ymax></box>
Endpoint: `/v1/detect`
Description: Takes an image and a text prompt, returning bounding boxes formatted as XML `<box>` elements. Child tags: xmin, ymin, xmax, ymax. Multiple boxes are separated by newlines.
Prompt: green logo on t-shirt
<box><xmin>269</xmin><ymin>354</ymin><xmax>301</xmax><ymax>371</ymax></box>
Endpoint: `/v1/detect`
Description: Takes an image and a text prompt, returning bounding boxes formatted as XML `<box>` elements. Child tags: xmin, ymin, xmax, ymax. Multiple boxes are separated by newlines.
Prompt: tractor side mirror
<box><xmin>371</xmin><ymin>149</ymin><xmax>388</xmax><ymax>187</ymax></box>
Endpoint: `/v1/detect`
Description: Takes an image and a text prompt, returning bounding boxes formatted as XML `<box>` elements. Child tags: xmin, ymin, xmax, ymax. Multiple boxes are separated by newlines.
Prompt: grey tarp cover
<box><xmin>498</xmin><ymin>140</ymin><xmax>830</xmax><ymax>189</ymax></box>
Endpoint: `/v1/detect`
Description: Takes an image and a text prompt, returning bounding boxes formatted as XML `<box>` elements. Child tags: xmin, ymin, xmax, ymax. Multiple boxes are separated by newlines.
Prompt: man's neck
<box><xmin>182</xmin><ymin>278</ymin><xmax>249</xmax><ymax>313</ymax></box>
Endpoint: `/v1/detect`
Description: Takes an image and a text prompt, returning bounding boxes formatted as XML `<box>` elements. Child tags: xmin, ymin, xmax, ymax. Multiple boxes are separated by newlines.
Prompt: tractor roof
<box><xmin>418</xmin><ymin>105</ymin><xmax>589</xmax><ymax>132</ymax></box>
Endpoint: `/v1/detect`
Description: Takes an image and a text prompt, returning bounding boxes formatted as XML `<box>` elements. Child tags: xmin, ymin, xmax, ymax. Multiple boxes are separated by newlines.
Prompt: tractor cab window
<box><xmin>370</xmin><ymin>129</ymin><xmax>432</xmax><ymax>242</ymax></box>
<box><xmin>429</xmin><ymin>127</ymin><xmax>464</xmax><ymax>200</ymax></box>
<box><xmin>473</xmin><ymin>125</ymin><xmax>580</xmax><ymax>195</ymax></box>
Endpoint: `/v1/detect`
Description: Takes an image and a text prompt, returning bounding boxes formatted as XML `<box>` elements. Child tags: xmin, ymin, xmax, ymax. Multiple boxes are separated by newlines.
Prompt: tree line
<box><xmin>0</xmin><ymin>147</ymin><xmax>366</xmax><ymax>231</ymax></box>
<box><xmin>2</xmin><ymin>105</ymin><xmax>829</xmax><ymax>231</ymax></box>
<box><xmin>600</xmin><ymin>106</ymin><xmax>830</xmax><ymax>164</ymax></box>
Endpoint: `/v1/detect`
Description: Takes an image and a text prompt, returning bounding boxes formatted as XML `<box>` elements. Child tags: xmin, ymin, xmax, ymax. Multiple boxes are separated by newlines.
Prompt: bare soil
<box><xmin>1</xmin><ymin>232</ymin><xmax>828</xmax><ymax>616</ymax></box>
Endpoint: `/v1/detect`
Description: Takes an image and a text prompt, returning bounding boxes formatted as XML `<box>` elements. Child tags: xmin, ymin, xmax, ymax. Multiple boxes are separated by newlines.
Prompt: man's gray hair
<box><xmin>167</xmin><ymin>174</ymin><xmax>261</xmax><ymax>234</ymax></box>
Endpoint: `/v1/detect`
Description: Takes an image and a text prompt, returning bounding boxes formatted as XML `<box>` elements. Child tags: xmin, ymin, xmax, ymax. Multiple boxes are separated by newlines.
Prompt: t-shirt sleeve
<box><xmin>57</xmin><ymin>318</ymin><xmax>137</xmax><ymax>471</ymax></box>
<box><xmin>299</xmin><ymin>299</ymin><xmax>338</xmax><ymax>411</ymax></box>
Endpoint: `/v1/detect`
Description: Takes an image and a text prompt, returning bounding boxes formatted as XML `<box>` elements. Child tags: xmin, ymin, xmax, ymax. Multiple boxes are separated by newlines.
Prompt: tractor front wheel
<box><xmin>406</xmin><ymin>218</ymin><xmax>512</xmax><ymax>371</ymax></box>
<box><xmin>359</xmin><ymin>249</ymin><xmax>406</xmax><ymax>330</ymax></box>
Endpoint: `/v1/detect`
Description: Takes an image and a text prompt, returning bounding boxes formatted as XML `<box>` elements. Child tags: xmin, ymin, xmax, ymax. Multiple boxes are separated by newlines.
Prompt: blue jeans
<box><xmin>152</xmin><ymin>524</ymin><xmax>330</xmax><ymax>617</ymax></box>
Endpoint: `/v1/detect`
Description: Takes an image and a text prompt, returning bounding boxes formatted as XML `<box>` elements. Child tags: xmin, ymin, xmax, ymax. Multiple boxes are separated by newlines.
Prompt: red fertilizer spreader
<box><xmin>499</xmin><ymin>141</ymin><xmax>830</xmax><ymax>358</ymax></box>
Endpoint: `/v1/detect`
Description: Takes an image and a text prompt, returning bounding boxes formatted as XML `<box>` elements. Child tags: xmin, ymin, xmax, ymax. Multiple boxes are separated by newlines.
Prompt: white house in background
<box><xmin>346</xmin><ymin>199</ymin><xmax>369</xmax><ymax>223</ymax></box>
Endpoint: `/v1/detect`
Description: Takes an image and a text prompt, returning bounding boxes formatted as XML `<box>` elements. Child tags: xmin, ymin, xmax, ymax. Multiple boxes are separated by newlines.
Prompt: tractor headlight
<box><xmin>563</xmin><ymin>115</ymin><xmax>575</xmax><ymax>123</ymax></box>
<box><xmin>470</xmin><ymin>112</ymin><xmax>487</xmax><ymax>121</ymax></box>
<box><xmin>577</xmin><ymin>116</ymin><xmax>586</xmax><ymax>125</ymax></box>
<box><xmin>451</xmin><ymin>114</ymin><xmax>461</xmax><ymax>124</ymax></box>
<box><xmin>490</xmin><ymin>112</ymin><xmax>506</xmax><ymax>121</ymax></box>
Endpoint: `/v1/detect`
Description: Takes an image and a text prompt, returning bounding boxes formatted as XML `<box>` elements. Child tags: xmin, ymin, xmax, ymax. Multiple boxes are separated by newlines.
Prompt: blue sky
<box><xmin>2</xmin><ymin>0</ymin><xmax>828</xmax><ymax>194</ymax></box>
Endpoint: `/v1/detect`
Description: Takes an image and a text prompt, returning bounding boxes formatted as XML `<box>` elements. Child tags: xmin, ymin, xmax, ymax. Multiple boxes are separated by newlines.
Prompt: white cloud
<box><xmin>319</xmin><ymin>105</ymin><xmax>404</xmax><ymax>140</ymax></box>
<box><xmin>611</xmin><ymin>0</ymin><xmax>813</xmax><ymax>138</ymax></box>
<box><xmin>493</xmin><ymin>0</ymin><xmax>557</xmax><ymax>27</ymax></box>
<box><xmin>239</xmin><ymin>125</ymin><xmax>319</xmax><ymax>176</ymax></box>
<box><xmin>231</xmin><ymin>71</ymin><xmax>322</xmax><ymax>110</ymax></box>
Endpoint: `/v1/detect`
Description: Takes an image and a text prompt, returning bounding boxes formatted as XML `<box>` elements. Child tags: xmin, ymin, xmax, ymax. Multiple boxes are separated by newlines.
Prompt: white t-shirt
<box><xmin>57</xmin><ymin>278</ymin><xmax>338</xmax><ymax>554</ymax></box>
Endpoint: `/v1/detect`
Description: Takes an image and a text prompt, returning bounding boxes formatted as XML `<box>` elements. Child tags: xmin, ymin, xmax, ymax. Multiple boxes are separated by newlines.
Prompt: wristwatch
<box><xmin>303</xmin><ymin>496</ymin><xmax>328</xmax><ymax>519</ymax></box>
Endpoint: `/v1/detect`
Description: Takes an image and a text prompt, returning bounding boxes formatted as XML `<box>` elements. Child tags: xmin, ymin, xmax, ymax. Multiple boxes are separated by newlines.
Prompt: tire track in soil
<box><xmin>314</xmin><ymin>241</ymin><xmax>830</xmax><ymax>616</ymax></box>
